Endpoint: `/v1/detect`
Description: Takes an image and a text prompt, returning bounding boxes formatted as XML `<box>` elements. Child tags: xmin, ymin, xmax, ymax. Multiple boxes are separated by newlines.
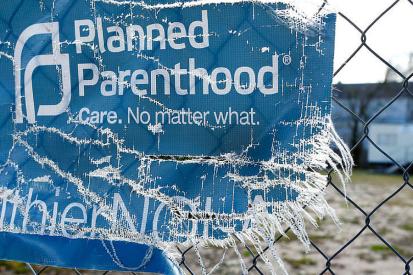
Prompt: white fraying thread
<box><xmin>206</xmin><ymin>247</ymin><xmax>227</xmax><ymax>275</ymax></box>
<box><xmin>232</xmin><ymin>242</ymin><xmax>248</xmax><ymax>275</ymax></box>
<box><xmin>93</xmin><ymin>0</ymin><xmax>334</xmax><ymax>35</ymax></box>
<box><xmin>193</xmin><ymin>240</ymin><xmax>207</xmax><ymax>275</ymax></box>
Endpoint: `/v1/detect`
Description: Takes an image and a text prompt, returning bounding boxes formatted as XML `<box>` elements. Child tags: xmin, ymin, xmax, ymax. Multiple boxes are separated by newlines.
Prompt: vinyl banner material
<box><xmin>0</xmin><ymin>0</ymin><xmax>350</xmax><ymax>274</ymax></box>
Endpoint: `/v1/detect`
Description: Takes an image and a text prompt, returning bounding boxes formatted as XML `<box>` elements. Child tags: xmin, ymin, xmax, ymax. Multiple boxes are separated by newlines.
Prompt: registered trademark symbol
<box><xmin>283</xmin><ymin>55</ymin><xmax>291</xmax><ymax>65</ymax></box>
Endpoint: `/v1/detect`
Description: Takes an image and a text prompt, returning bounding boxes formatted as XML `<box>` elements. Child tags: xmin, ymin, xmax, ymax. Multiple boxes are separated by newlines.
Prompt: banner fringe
<box><xmin>152</xmin><ymin>116</ymin><xmax>354</xmax><ymax>275</ymax></box>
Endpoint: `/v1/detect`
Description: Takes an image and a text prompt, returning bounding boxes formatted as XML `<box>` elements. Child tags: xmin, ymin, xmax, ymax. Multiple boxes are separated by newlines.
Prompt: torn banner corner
<box><xmin>0</xmin><ymin>0</ymin><xmax>352</xmax><ymax>274</ymax></box>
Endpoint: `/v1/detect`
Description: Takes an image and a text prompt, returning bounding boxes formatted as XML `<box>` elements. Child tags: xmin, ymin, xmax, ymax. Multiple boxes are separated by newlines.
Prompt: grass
<box><xmin>369</xmin><ymin>244</ymin><xmax>396</xmax><ymax>260</ymax></box>
<box><xmin>334</xmin><ymin>169</ymin><xmax>401</xmax><ymax>186</ymax></box>
<box><xmin>0</xmin><ymin>261</ymin><xmax>28</xmax><ymax>274</ymax></box>
<box><xmin>284</xmin><ymin>257</ymin><xmax>317</xmax><ymax>269</ymax></box>
<box><xmin>378</xmin><ymin>227</ymin><xmax>389</xmax><ymax>235</ymax></box>
<box><xmin>341</xmin><ymin>216</ymin><xmax>362</xmax><ymax>225</ymax></box>
<box><xmin>370</xmin><ymin>244</ymin><xmax>392</xmax><ymax>253</ymax></box>
<box><xmin>309</xmin><ymin>233</ymin><xmax>334</xmax><ymax>242</ymax></box>
<box><xmin>369</xmin><ymin>244</ymin><xmax>410</xmax><ymax>258</ymax></box>
<box><xmin>243</xmin><ymin>250</ymin><xmax>251</xmax><ymax>257</ymax></box>
<box><xmin>401</xmin><ymin>223</ymin><xmax>413</xmax><ymax>231</ymax></box>
<box><xmin>358</xmin><ymin>252</ymin><xmax>376</xmax><ymax>263</ymax></box>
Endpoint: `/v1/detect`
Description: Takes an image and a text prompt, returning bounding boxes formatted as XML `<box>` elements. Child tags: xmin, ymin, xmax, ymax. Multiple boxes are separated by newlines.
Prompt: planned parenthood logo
<box><xmin>14</xmin><ymin>10</ymin><xmax>278</xmax><ymax>125</ymax></box>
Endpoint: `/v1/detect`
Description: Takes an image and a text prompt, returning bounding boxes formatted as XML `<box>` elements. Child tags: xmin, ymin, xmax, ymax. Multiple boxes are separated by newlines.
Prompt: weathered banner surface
<box><xmin>0</xmin><ymin>0</ymin><xmax>350</xmax><ymax>274</ymax></box>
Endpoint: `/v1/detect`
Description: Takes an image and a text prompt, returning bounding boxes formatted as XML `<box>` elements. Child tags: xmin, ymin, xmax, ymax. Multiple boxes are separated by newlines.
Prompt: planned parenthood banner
<box><xmin>0</xmin><ymin>0</ymin><xmax>351</xmax><ymax>274</ymax></box>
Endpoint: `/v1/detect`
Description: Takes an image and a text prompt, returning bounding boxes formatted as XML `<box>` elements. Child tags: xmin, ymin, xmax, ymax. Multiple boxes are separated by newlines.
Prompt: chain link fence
<box><xmin>180</xmin><ymin>1</ymin><xmax>413</xmax><ymax>273</ymax></box>
<box><xmin>1</xmin><ymin>0</ymin><xmax>412</xmax><ymax>274</ymax></box>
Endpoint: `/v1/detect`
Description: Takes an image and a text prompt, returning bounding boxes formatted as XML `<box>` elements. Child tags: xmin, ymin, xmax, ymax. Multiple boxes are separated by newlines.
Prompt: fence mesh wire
<box><xmin>1</xmin><ymin>0</ymin><xmax>412</xmax><ymax>274</ymax></box>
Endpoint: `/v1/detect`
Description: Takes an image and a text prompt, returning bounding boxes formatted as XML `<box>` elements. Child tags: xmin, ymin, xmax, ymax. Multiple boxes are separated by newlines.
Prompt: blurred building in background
<box><xmin>333</xmin><ymin>82</ymin><xmax>413</xmax><ymax>169</ymax></box>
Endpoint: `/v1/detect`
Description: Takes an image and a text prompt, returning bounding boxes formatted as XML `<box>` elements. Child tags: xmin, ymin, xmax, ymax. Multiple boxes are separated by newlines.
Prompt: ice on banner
<box><xmin>0</xmin><ymin>0</ymin><xmax>351</xmax><ymax>274</ymax></box>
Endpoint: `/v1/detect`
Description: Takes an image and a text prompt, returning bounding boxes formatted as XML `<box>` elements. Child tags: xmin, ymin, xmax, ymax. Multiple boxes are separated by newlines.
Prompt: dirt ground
<box><xmin>1</xmin><ymin>170</ymin><xmax>412</xmax><ymax>275</ymax></box>
<box><xmin>181</xmin><ymin>170</ymin><xmax>413</xmax><ymax>275</ymax></box>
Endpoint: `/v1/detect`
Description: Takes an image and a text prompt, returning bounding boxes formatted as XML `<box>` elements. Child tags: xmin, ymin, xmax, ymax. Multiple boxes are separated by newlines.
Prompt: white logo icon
<box><xmin>14</xmin><ymin>22</ymin><xmax>71</xmax><ymax>124</ymax></box>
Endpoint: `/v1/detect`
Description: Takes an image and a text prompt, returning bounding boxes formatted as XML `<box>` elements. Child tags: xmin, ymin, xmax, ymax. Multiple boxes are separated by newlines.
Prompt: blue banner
<box><xmin>0</xmin><ymin>0</ymin><xmax>340</xmax><ymax>273</ymax></box>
